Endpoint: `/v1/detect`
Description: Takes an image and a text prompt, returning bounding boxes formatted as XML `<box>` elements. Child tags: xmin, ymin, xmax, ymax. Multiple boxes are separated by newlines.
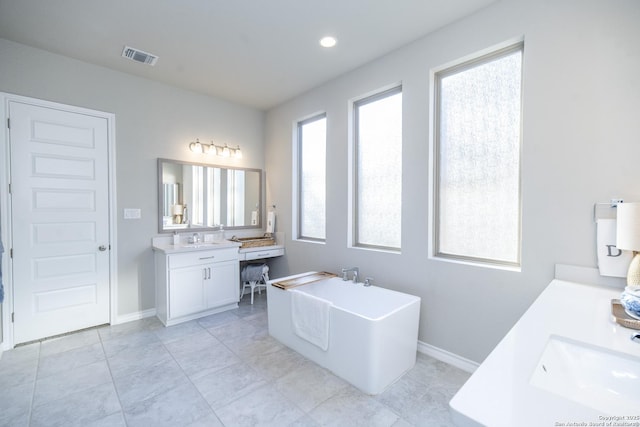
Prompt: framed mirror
<box><xmin>158</xmin><ymin>158</ymin><xmax>262</xmax><ymax>233</ymax></box>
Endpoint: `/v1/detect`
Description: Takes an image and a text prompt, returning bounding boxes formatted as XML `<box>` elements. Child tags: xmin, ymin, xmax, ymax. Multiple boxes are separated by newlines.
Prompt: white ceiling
<box><xmin>0</xmin><ymin>0</ymin><xmax>497</xmax><ymax>110</ymax></box>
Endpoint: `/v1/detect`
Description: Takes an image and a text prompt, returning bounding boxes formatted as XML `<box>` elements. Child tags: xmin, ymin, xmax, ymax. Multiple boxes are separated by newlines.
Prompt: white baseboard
<box><xmin>417</xmin><ymin>340</ymin><xmax>479</xmax><ymax>374</ymax></box>
<box><xmin>114</xmin><ymin>308</ymin><xmax>156</xmax><ymax>325</ymax></box>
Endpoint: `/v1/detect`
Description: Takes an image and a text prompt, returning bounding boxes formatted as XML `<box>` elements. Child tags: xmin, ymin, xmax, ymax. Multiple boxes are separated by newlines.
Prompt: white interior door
<box><xmin>9</xmin><ymin>100</ymin><xmax>111</xmax><ymax>344</ymax></box>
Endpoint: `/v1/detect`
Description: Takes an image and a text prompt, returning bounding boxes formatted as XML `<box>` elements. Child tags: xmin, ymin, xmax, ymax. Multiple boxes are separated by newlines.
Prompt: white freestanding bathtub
<box><xmin>267</xmin><ymin>273</ymin><xmax>421</xmax><ymax>395</ymax></box>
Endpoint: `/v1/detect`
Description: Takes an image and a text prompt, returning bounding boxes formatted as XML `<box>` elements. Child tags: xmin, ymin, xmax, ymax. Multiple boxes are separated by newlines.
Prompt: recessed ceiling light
<box><xmin>319</xmin><ymin>36</ymin><xmax>337</xmax><ymax>48</ymax></box>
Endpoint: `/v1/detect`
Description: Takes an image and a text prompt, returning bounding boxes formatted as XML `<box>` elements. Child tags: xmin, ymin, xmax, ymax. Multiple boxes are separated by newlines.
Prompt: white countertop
<box><xmin>449</xmin><ymin>279</ymin><xmax>640</xmax><ymax>426</ymax></box>
<box><xmin>152</xmin><ymin>240</ymin><xmax>284</xmax><ymax>255</ymax></box>
<box><xmin>152</xmin><ymin>240</ymin><xmax>241</xmax><ymax>254</ymax></box>
<box><xmin>152</xmin><ymin>231</ymin><xmax>284</xmax><ymax>255</ymax></box>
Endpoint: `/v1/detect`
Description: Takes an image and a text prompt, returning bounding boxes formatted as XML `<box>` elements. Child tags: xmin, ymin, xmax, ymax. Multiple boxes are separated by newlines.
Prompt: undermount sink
<box><xmin>530</xmin><ymin>335</ymin><xmax>640</xmax><ymax>414</ymax></box>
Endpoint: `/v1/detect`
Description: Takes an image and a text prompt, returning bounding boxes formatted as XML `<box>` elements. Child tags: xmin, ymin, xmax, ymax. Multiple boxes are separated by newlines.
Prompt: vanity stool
<box><xmin>240</xmin><ymin>263</ymin><xmax>269</xmax><ymax>304</ymax></box>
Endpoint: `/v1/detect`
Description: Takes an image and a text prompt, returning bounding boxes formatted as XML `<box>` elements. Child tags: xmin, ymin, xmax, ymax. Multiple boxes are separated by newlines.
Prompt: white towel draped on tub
<box><xmin>596</xmin><ymin>218</ymin><xmax>633</xmax><ymax>277</ymax></box>
<box><xmin>290</xmin><ymin>289</ymin><xmax>331</xmax><ymax>351</ymax></box>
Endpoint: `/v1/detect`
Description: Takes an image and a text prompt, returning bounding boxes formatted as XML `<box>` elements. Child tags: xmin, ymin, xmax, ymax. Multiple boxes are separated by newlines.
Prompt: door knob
<box><xmin>98</xmin><ymin>245</ymin><xmax>107</xmax><ymax>251</ymax></box>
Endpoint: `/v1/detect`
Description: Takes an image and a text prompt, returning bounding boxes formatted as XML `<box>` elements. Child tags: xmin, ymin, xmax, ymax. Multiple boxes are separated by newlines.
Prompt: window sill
<box><xmin>430</xmin><ymin>254</ymin><xmax>521</xmax><ymax>273</ymax></box>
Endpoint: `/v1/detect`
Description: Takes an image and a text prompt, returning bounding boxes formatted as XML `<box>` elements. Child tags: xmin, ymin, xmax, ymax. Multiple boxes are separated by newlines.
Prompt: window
<box><xmin>434</xmin><ymin>43</ymin><xmax>523</xmax><ymax>267</ymax></box>
<box><xmin>353</xmin><ymin>86</ymin><xmax>402</xmax><ymax>250</ymax></box>
<box><xmin>297</xmin><ymin>114</ymin><xmax>326</xmax><ymax>240</ymax></box>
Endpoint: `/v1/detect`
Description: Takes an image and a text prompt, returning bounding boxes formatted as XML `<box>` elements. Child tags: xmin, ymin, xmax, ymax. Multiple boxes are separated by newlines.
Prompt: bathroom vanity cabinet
<box><xmin>154</xmin><ymin>246</ymin><xmax>240</xmax><ymax>326</ymax></box>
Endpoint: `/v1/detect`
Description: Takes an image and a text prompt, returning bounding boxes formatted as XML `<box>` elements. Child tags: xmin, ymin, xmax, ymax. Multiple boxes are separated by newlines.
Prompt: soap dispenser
<box><xmin>172</xmin><ymin>231</ymin><xmax>180</xmax><ymax>246</ymax></box>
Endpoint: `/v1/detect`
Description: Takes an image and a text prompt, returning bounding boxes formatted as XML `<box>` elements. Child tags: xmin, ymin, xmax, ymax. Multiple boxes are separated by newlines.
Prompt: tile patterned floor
<box><xmin>0</xmin><ymin>293</ymin><xmax>470</xmax><ymax>426</ymax></box>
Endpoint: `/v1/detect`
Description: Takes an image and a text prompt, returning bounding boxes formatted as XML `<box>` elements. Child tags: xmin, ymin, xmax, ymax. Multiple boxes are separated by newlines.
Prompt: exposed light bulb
<box><xmin>206</xmin><ymin>141</ymin><xmax>215</xmax><ymax>154</ymax></box>
<box><xmin>189</xmin><ymin>138</ymin><xmax>203</xmax><ymax>153</ymax></box>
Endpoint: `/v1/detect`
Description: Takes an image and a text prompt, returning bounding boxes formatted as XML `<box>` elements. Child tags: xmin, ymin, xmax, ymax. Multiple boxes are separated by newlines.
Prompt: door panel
<box><xmin>9</xmin><ymin>101</ymin><xmax>110</xmax><ymax>344</ymax></box>
<box><xmin>169</xmin><ymin>266</ymin><xmax>207</xmax><ymax>318</ymax></box>
<box><xmin>206</xmin><ymin>261</ymin><xmax>239</xmax><ymax>307</ymax></box>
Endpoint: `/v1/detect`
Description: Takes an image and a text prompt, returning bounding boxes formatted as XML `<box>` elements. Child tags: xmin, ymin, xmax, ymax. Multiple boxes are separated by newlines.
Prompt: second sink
<box><xmin>530</xmin><ymin>335</ymin><xmax>640</xmax><ymax>414</ymax></box>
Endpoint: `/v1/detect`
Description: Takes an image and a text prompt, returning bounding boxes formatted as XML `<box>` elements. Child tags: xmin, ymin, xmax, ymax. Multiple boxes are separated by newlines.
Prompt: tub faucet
<box><xmin>341</xmin><ymin>267</ymin><xmax>359</xmax><ymax>283</ymax></box>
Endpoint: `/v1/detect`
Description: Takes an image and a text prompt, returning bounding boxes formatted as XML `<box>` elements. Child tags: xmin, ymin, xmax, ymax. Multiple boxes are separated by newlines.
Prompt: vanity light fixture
<box><xmin>189</xmin><ymin>139</ymin><xmax>242</xmax><ymax>158</ymax></box>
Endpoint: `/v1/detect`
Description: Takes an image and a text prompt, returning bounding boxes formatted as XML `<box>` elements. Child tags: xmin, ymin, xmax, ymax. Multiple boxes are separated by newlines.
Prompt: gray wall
<box><xmin>0</xmin><ymin>38</ymin><xmax>264</xmax><ymax>321</ymax></box>
<box><xmin>265</xmin><ymin>0</ymin><xmax>640</xmax><ymax>362</ymax></box>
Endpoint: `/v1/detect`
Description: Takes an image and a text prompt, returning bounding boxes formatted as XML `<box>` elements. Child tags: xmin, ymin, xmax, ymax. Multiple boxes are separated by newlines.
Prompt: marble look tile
<box><xmin>0</xmin><ymin>306</ymin><xmax>472</xmax><ymax>427</ymax></box>
<box><xmin>431</xmin><ymin>363</ymin><xmax>471</xmax><ymax>395</ymax></box>
<box><xmin>196</xmin><ymin>310</ymin><xmax>240</xmax><ymax>329</ymax></box>
<box><xmin>391</xmin><ymin>418</ymin><xmax>415</xmax><ymax>427</ymax></box>
<box><xmin>406</xmin><ymin>355</ymin><xmax>470</xmax><ymax>397</ymax></box>
<box><xmin>191</xmin><ymin>361</ymin><xmax>267</xmax><ymax>410</ymax></box>
<box><xmin>113</xmin><ymin>359</ymin><xmax>190</xmax><ymax>410</ymax></box>
<box><xmin>0</xmin><ymin>343</ymin><xmax>40</xmax><ymax>388</ymax></box>
<box><xmin>123</xmin><ymin>383</ymin><xmax>214</xmax><ymax>427</ymax></box>
<box><xmin>207</xmin><ymin>318</ymin><xmax>262</xmax><ymax>343</ymax></box>
<box><xmin>375</xmin><ymin>375</ymin><xmax>427</xmax><ymax>414</ymax></box>
<box><xmin>404</xmin><ymin>354</ymin><xmax>441</xmax><ymax>385</ymax></box>
<box><xmin>84</xmin><ymin>411</ymin><xmax>127</xmax><ymax>427</ymax></box>
<box><xmin>106</xmin><ymin>340</ymin><xmax>173</xmax><ymax>379</ymax></box>
<box><xmin>163</xmin><ymin>330</ymin><xmax>222</xmax><ymax>359</ymax></box>
<box><xmin>215</xmin><ymin>384</ymin><xmax>305</xmax><ymax>427</ymax></box>
<box><xmin>376</xmin><ymin>370</ymin><xmax>458</xmax><ymax>427</ymax></box>
<box><xmin>0</xmin><ymin>381</ymin><xmax>34</xmax><ymax>427</ymax></box>
<box><xmin>406</xmin><ymin>354</ymin><xmax>470</xmax><ymax>389</ymax></box>
<box><xmin>100</xmin><ymin>330</ymin><xmax>161</xmax><ymax>358</ymax></box>
<box><xmin>40</xmin><ymin>329</ymin><xmax>101</xmax><ymax>357</ymax></box>
<box><xmin>97</xmin><ymin>317</ymin><xmax>163</xmax><ymax>342</ymax></box>
<box><xmin>174</xmin><ymin>340</ymin><xmax>241</xmax><ymax>377</ymax></box>
<box><xmin>235</xmin><ymin>301</ymin><xmax>268</xmax><ymax>319</ymax></box>
<box><xmin>241</xmin><ymin>309</ymin><xmax>269</xmax><ymax>324</ymax></box>
<box><xmin>37</xmin><ymin>342</ymin><xmax>105</xmax><ymax>379</ymax></box>
<box><xmin>30</xmin><ymin>382</ymin><xmax>121</xmax><ymax>427</ymax></box>
<box><xmin>245</xmin><ymin>346</ymin><xmax>308</xmax><ymax>381</ymax></box>
<box><xmin>0</xmin><ymin>356</ymin><xmax>38</xmax><ymax>387</ymax></box>
<box><xmin>289</xmin><ymin>415</ymin><xmax>321</xmax><ymax>427</ymax></box>
<box><xmin>152</xmin><ymin>319</ymin><xmax>204</xmax><ymax>343</ymax></box>
<box><xmin>184</xmin><ymin>413</ymin><xmax>224</xmax><ymax>427</ymax></box>
<box><xmin>309</xmin><ymin>386</ymin><xmax>400</xmax><ymax>427</ymax></box>
<box><xmin>223</xmin><ymin>330</ymin><xmax>282</xmax><ymax>360</ymax></box>
<box><xmin>0</xmin><ymin>342</ymin><xmax>40</xmax><ymax>364</ymax></box>
<box><xmin>33</xmin><ymin>360</ymin><xmax>112</xmax><ymax>407</ymax></box>
<box><xmin>245</xmin><ymin>318</ymin><xmax>269</xmax><ymax>336</ymax></box>
<box><xmin>396</xmin><ymin>389</ymin><xmax>456</xmax><ymax>427</ymax></box>
<box><xmin>274</xmin><ymin>361</ymin><xmax>350</xmax><ymax>412</ymax></box>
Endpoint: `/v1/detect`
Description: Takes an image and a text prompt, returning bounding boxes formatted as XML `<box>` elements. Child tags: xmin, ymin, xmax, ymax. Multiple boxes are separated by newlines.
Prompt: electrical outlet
<box><xmin>124</xmin><ymin>208</ymin><xmax>141</xmax><ymax>219</ymax></box>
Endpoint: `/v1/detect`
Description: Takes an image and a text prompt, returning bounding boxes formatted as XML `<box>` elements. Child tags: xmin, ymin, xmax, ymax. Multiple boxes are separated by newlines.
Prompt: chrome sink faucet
<box><xmin>341</xmin><ymin>267</ymin><xmax>359</xmax><ymax>283</ymax></box>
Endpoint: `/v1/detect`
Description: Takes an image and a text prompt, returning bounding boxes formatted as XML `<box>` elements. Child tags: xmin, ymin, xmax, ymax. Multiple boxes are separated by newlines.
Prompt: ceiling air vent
<box><xmin>121</xmin><ymin>46</ymin><xmax>158</xmax><ymax>66</ymax></box>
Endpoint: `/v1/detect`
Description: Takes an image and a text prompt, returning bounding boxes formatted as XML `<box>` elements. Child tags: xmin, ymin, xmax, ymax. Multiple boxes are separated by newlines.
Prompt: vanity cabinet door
<box><xmin>205</xmin><ymin>260</ymin><xmax>239</xmax><ymax>308</ymax></box>
<box><xmin>168</xmin><ymin>265</ymin><xmax>207</xmax><ymax>318</ymax></box>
